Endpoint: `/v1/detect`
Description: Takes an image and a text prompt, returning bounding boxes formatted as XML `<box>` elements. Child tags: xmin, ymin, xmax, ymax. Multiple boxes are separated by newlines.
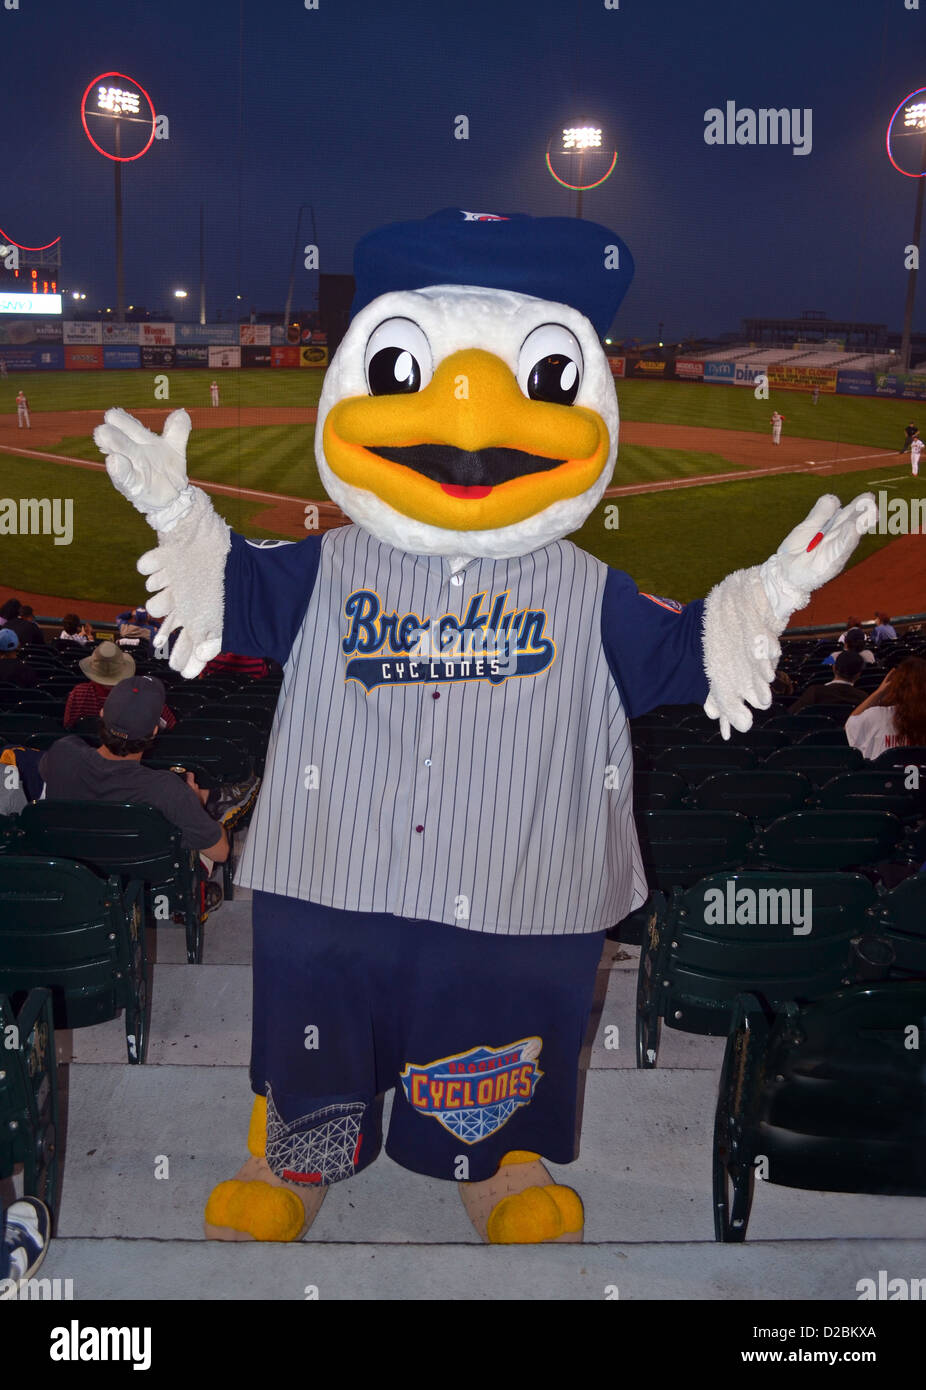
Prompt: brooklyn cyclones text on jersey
<box><xmin>223</xmin><ymin>525</ymin><xmax>708</xmax><ymax>935</ymax></box>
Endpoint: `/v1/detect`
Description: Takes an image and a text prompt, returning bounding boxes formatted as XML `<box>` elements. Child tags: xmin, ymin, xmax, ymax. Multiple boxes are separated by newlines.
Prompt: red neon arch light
<box><xmin>80</xmin><ymin>71</ymin><xmax>156</xmax><ymax>162</ymax></box>
<box><xmin>886</xmin><ymin>87</ymin><xmax>926</xmax><ymax>178</ymax></box>
<box><xmin>0</xmin><ymin>226</ymin><xmax>61</xmax><ymax>251</ymax></box>
<box><xmin>545</xmin><ymin>150</ymin><xmax>618</xmax><ymax>191</ymax></box>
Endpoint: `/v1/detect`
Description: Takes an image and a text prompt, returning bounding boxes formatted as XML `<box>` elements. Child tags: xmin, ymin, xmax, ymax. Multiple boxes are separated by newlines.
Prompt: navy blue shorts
<box><xmin>250</xmin><ymin>892</ymin><xmax>604</xmax><ymax>1184</ymax></box>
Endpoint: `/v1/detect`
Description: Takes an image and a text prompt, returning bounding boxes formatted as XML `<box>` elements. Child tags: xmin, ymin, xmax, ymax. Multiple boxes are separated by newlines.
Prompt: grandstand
<box><xmin>1</xmin><ymin>615</ymin><xmax>925</xmax><ymax>1296</ymax></box>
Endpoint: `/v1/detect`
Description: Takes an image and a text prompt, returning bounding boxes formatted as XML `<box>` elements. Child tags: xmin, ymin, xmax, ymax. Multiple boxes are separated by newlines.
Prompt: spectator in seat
<box><xmin>836</xmin><ymin>616</ymin><xmax>862</xmax><ymax>646</ymax></box>
<box><xmin>824</xmin><ymin>626</ymin><xmax>874</xmax><ymax>667</ymax></box>
<box><xmin>200</xmin><ymin>651</ymin><xmax>270</xmax><ymax>681</ymax></box>
<box><xmin>845</xmin><ymin>657</ymin><xmax>926</xmax><ymax>760</ymax></box>
<box><xmin>41</xmin><ymin>676</ymin><xmax>229</xmax><ymax>899</ymax></box>
<box><xmin>871</xmin><ymin>612</ymin><xmax>898</xmax><ymax>645</ymax></box>
<box><xmin>59</xmin><ymin>613</ymin><xmax>94</xmax><ymax>645</ymax></box>
<box><xmin>116</xmin><ymin>607</ymin><xmax>155</xmax><ymax>643</ymax></box>
<box><xmin>6</xmin><ymin>605</ymin><xmax>45</xmax><ymax>647</ymax></box>
<box><xmin>790</xmin><ymin>651</ymin><xmax>866</xmax><ymax>714</ymax></box>
<box><xmin>0</xmin><ymin>599</ymin><xmax>20</xmax><ymax>629</ymax></box>
<box><xmin>0</xmin><ymin>629</ymin><xmax>40</xmax><ymax>687</ymax></box>
<box><xmin>63</xmin><ymin>641</ymin><xmax>176</xmax><ymax>731</ymax></box>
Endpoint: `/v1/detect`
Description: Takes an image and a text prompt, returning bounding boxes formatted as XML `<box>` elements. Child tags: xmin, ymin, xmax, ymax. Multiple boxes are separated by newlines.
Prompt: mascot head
<box><xmin>316</xmin><ymin>208</ymin><xmax>634</xmax><ymax>559</ymax></box>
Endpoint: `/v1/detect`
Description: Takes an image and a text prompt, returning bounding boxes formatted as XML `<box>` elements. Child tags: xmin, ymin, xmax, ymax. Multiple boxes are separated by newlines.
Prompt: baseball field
<box><xmin>0</xmin><ymin>369</ymin><xmax>923</xmax><ymax>621</ymax></box>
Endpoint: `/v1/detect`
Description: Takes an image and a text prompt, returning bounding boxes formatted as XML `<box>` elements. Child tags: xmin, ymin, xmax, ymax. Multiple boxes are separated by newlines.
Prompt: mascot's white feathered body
<box><xmin>95</xmin><ymin>209</ymin><xmax>872</xmax><ymax>1245</ymax></box>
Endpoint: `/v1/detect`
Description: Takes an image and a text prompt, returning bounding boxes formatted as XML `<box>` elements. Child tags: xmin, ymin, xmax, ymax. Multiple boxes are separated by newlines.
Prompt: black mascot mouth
<box><xmin>373</xmin><ymin>443</ymin><xmax>565</xmax><ymax>488</ymax></box>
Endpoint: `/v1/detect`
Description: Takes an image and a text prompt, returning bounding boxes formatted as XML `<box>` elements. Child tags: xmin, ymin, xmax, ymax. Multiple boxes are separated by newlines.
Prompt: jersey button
<box><xmin>415</xmin><ymin>824</ymin><xmax>424</xmax><ymax>833</ymax></box>
<box><xmin>432</xmin><ymin>691</ymin><xmax>440</xmax><ymax>700</ymax></box>
<box><xmin>450</xmin><ymin>573</ymin><xmax>464</xmax><ymax>587</ymax></box>
<box><xmin>424</xmin><ymin>758</ymin><xmax>432</xmax><ymax>766</ymax></box>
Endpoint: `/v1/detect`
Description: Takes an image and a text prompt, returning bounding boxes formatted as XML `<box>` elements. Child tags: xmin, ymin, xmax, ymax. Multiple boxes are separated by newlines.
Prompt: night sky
<box><xmin>0</xmin><ymin>0</ymin><xmax>922</xmax><ymax>341</ymax></box>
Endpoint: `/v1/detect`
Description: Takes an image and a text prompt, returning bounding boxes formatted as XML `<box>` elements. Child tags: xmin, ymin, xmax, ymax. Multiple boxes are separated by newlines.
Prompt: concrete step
<box><xmin>36</xmin><ymin>1234</ymin><xmax>926</xmax><ymax>1301</ymax></box>
<box><xmin>54</xmin><ymin>1065</ymin><xmax>926</xmax><ymax>1246</ymax></box>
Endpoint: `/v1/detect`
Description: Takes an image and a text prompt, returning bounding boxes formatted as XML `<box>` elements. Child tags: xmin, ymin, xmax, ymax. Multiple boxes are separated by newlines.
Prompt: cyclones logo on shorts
<box><xmin>400</xmin><ymin>1037</ymin><xmax>543</xmax><ymax>1144</ymax></box>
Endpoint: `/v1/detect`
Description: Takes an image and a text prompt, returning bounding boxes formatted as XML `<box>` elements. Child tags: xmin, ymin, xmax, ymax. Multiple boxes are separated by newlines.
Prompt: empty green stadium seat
<box><xmin>709</xmin><ymin>728</ymin><xmax>788</xmax><ymax>753</ymax></box>
<box><xmin>0</xmin><ymin>857</ymin><xmax>149</xmax><ymax>1063</ymax></box>
<box><xmin>0</xmin><ymin>714</ymin><xmax>63</xmax><ymax>738</ymax></box>
<box><xmin>19</xmin><ymin>800</ymin><xmax>206</xmax><ymax>965</ymax></box>
<box><xmin>797</xmin><ymin>727</ymin><xmax>854</xmax><ymax>747</ymax></box>
<box><xmin>637</xmin><ymin>871</ymin><xmax>876</xmax><ymax>1068</ymax></box>
<box><xmin>632</xmin><ymin>770</ymin><xmax>688</xmax><ymax>812</ymax></box>
<box><xmin>631</xmin><ymin>726</ymin><xmax>707</xmax><ymax>750</ymax></box>
<box><xmin>749</xmin><ymin>810</ymin><xmax>906</xmax><ymax>872</ymax></box>
<box><xmin>764</xmin><ymin>745</ymin><xmax>864</xmax><ymax>784</ymax></box>
<box><xmin>656</xmin><ymin>744</ymin><xmax>758</xmax><ymax>781</ymax></box>
<box><xmin>814</xmin><ymin>770</ymin><xmax>924</xmax><ymax>819</ymax></box>
<box><xmin>144</xmin><ymin>735</ymin><xmax>252</xmax><ymax>787</ymax></box>
<box><xmin>713</xmin><ymin>983</ymin><xmax>926</xmax><ymax>1240</ymax></box>
<box><xmin>0</xmin><ymin>990</ymin><xmax>59</xmax><ymax>1216</ymax></box>
<box><xmin>869</xmin><ymin>875</ymin><xmax>926</xmax><ymax>976</ymax></box>
<box><xmin>636</xmin><ymin>810</ymin><xmax>754</xmax><ymax>894</ymax></box>
<box><xmin>690</xmin><ymin>770</ymin><xmax>811</xmax><ymax>822</ymax></box>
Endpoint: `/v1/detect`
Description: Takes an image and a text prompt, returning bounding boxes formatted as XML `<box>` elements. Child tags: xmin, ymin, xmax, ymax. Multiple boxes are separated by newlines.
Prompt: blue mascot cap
<box><xmin>351</xmin><ymin>208</ymin><xmax>634</xmax><ymax>338</ymax></box>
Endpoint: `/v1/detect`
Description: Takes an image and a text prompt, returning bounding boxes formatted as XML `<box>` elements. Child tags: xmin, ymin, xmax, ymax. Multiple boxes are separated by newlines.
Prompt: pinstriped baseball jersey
<box><xmin>225</xmin><ymin>525</ymin><xmax>708</xmax><ymax>934</ymax></box>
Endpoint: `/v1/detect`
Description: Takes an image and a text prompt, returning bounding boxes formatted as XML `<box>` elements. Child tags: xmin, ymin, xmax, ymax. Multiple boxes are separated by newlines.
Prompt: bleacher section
<box><xmin>0</xmin><ymin>628</ymin><xmax>924</xmax><ymax>1295</ymax></box>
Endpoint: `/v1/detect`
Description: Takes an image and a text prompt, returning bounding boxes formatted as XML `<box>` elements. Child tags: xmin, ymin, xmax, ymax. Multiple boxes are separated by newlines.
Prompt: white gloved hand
<box><xmin>93</xmin><ymin>407</ymin><xmax>195</xmax><ymax>531</ymax></box>
<box><xmin>95</xmin><ymin>407</ymin><xmax>231</xmax><ymax>678</ymax></box>
<box><xmin>703</xmin><ymin>492</ymin><xmax>876</xmax><ymax>738</ymax></box>
<box><xmin>759</xmin><ymin>492</ymin><xmax>876</xmax><ymax>624</ymax></box>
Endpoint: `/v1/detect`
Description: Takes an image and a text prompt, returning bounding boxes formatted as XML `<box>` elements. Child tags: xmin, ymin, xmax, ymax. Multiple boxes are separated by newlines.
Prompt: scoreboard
<box><xmin>0</xmin><ymin>263</ymin><xmax>59</xmax><ymax>295</ymax></box>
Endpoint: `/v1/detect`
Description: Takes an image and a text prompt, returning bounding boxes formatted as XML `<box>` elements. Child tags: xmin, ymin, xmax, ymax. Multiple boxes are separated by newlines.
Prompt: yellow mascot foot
<box><xmin>205</xmin><ymin>1179</ymin><xmax>305</xmax><ymax>1242</ymax></box>
<box><xmin>487</xmin><ymin>1184</ymin><xmax>584</xmax><ymax>1244</ymax></box>
<box><xmin>204</xmin><ymin>1153</ymin><xmax>327</xmax><ymax>1242</ymax></box>
<box><xmin>458</xmin><ymin>1150</ymin><xmax>584</xmax><ymax>1244</ymax></box>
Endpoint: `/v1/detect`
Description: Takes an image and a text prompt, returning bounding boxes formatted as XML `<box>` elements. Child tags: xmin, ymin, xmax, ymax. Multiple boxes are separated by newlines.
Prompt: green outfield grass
<box><xmin>614</xmin><ymin>378</ymin><xmax>919</xmax><ymax>451</ymax></box>
<box><xmin>0</xmin><ymin>370</ymin><xmax>921</xmax><ymax>608</ymax></box>
<box><xmin>1</xmin><ymin>368</ymin><xmax>323</xmax><ymax>413</ymax></box>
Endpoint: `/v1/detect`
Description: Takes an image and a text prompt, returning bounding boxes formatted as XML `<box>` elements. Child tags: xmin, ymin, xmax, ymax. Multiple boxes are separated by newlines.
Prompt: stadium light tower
<box><xmin>886</xmin><ymin>88</ymin><xmax>926</xmax><ymax>371</ymax></box>
<box><xmin>546</xmin><ymin>124</ymin><xmax>617</xmax><ymax>219</ymax></box>
<box><xmin>81</xmin><ymin>73</ymin><xmax>156</xmax><ymax>322</ymax></box>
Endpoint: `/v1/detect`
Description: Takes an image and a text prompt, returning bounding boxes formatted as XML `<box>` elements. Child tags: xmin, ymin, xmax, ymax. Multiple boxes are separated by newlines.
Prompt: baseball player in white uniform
<box><xmin>210</xmin><ymin>380</ymin><xmax>220</xmax><ymax>407</ymax></box>
<box><xmin>771</xmin><ymin>410</ymin><xmax>784</xmax><ymax>444</ymax></box>
<box><xmin>15</xmin><ymin>390</ymin><xmax>30</xmax><ymax>429</ymax></box>
<box><xmin>910</xmin><ymin>433</ymin><xmax>923</xmax><ymax>477</ymax></box>
<box><xmin>93</xmin><ymin>208</ymin><xmax>875</xmax><ymax>1248</ymax></box>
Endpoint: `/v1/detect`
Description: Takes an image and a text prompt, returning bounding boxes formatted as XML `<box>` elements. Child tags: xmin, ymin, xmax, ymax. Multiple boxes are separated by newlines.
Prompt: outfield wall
<box><xmin>0</xmin><ymin>319</ymin><xmax>329</xmax><ymax>370</ymax></box>
<box><xmin>606</xmin><ymin>354</ymin><xmax>926</xmax><ymax>400</ymax></box>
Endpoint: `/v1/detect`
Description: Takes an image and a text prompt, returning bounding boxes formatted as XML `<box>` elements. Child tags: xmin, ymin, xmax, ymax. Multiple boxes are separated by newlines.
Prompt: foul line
<box><xmin>0</xmin><ymin>443</ymin><xmax>313</xmax><ymax>507</ymax></box>
<box><xmin>0</xmin><ymin>441</ymin><xmax>909</xmax><ymax>511</ymax></box>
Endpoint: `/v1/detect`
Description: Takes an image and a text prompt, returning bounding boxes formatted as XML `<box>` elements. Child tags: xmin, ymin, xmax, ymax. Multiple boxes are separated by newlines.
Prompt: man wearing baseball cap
<box><xmin>41</xmin><ymin>675</ymin><xmax>228</xmax><ymax>871</ymax></box>
<box><xmin>0</xmin><ymin>628</ymin><xmax>41</xmax><ymax>688</ymax></box>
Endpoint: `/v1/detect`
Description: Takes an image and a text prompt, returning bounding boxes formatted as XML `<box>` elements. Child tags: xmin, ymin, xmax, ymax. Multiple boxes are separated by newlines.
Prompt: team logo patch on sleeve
<box><xmin>400</xmin><ymin>1037</ymin><xmax>543</xmax><ymax>1144</ymax></box>
<box><xmin>640</xmin><ymin>592</ymin><xmax>683</xmax><ymax>613</ymax></box>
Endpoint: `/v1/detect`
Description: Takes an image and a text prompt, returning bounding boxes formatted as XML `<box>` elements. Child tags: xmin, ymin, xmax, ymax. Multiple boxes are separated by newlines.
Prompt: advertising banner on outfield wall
<box><xmin>175</xmin><ymin>323</ymin><xmax>237</xmax><ymax>345</ymax></box>
<box><xmin>176</xmin><ymin>346</ymin><xmax>209</xmax><ymax>366</ymax></box>
<box><xmin>628</xmin><ymin>358</ymin><xmax>671</xmax><ymax>378</ymax></box>
<box><xmin>836</xmin><ymin>370</ymin><xmax>877</xmax><ymax>396</ymax></box>
<box><xmin>0</xmin><ymin>319</ymin><xmax>62</xmax><ymax>344</ymax></box>
<box><xmin>242</xmin><ymin>345</ymin><xmax>271</xmax><ymax>367</ymax></box>
<box><xmin>703</xmin><ymin>361</ymin><xmax>735</xmax><ymax>383</ymax></box>
<box><xmin>874</xmin><ymin>372</ymin><xmax>926</xmax><ymax>400</ymax></box>
<box><xmin>675</xmin><ymin>359</ymin><xmax>704</xmax><ymax>379</ymax></box>
<box><xmin>65</xmin><ymin>345</ymin><xmax>104</xmax><ymax>369</ymax></box>
<box><xmin>606</xmin><ymin>356</ymin><xmax>625</xmax><ymax>378</ymax></box>
<box><xmin>300</xmin><ymin>345</ymin><xmax>329</xmax><ymax>367</ymax></box>
<box><xmin>209</xmin><ymin>346</ymin><xmax>241</xmax><ymax>368</ymax></box>
<box><xmin>240</xmin><ymin>324</ymin><xmax>271</xmax><ymax>345</ymax></box>
<box><xmin>63</xmin><ymin>321</ymin><xmax>102</xmax><ymax>344</ymax></box>
<box><xmin>101</xmin><ymin>322</ymin><xmax>138</xmax><ymax>346</ymax></box>
<box><xmin>731</xmin><ymin>361</ymin><xmax>768</xmax><ymax>387</ymax></box>
<box><xmin>0</xmin><ymin>345</ymin><xmax>64</xmax><ymax>370</ymax></box>
<box><xmin>271</xmin><ymin>346</ymin><xmax>300</xmax><ymax>368</ymax></box>
<box><xmin>767</xmin><ymin>364</ymin><xmax>837</xmax><ymax>393</ymax></box>
<box><xmin>141</xmin><ymin>346</ymin><xmax>176</xmax><ymax>367</ymax></box>
<box><xmin>103</xmin><ymin>346</ymin><xmax>141</xmax><ymax>368</ymax></box>
<box><xmin>139</xmin><ymin>323</ymin><xmax>176</xmax><ymax>346</ymax></box>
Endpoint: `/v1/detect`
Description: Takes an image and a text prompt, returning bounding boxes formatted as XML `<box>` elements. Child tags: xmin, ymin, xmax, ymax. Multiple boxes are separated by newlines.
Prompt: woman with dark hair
<box><xmin>59</xmin><ymin>613</ymin><xmax>93</xmax><ymax>644</ymax></box>
<box><xmin>845</xmin><ymin>657</ymin><xmax>926</xmax><ymax>760</ymax></box>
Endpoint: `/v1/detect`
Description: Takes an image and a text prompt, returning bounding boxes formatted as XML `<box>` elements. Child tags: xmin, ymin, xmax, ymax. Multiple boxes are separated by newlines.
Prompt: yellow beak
<box><xmin>323</xmin><ymin>348</ymin><xmax>610</xmax><ymax>532</ymax></box>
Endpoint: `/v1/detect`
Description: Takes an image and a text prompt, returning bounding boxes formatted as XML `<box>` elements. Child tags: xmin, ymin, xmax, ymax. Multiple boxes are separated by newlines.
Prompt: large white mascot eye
<box><xmin>517</xmin><ymin>324</ymin><xmax>583</xmax><ymax>405</ymax></box>
<box><xmin>364</xmin><ymin>318</ymin><xmax>433</xmax><ymax>396</ymax></box>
